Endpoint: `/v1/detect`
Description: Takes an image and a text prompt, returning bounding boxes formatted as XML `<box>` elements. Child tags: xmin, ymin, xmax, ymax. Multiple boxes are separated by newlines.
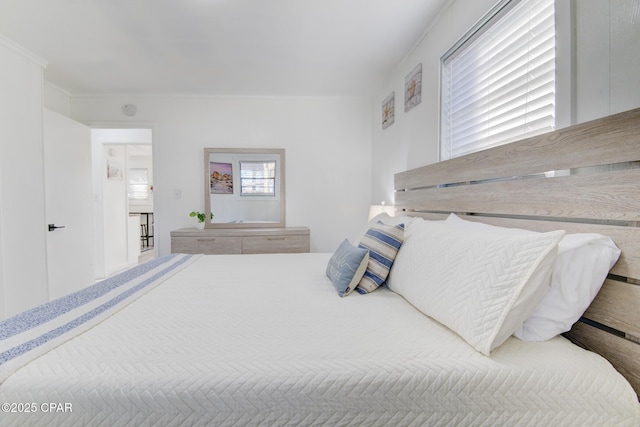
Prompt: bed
<box><xmin>2</xmin><ymin>108</ymin><xmax>640</xmax><ymax>426</ymax></box>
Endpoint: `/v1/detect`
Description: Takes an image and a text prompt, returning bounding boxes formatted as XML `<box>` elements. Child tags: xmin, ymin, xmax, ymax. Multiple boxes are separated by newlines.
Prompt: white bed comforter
<box><xmin>1</xmin><ymin>253</ymin><xmax>639</xmax><ymax>426</ymax></box>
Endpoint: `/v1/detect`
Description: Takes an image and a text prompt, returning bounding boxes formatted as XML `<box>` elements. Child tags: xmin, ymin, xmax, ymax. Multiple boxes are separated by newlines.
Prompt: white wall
<box><xmin>371</xmin><ymin>0</ymin><xmax>640</xmax><ymax>204</ymax></box>
<box><xmin>44</xmin><ymin>81</ymin><xmax>72</xmax><ymax>118</ymax></box>
<box><xmin>71</xmin><ymin>95</ymin><xmax>372</xmax><ymax>255</ymax></box>
<box><xmin>102</xmin><ymin>144</ymin><xmax>129</xmax><ymax>275</ymax></box>
<box><xmin>575</xmin><ymin>0</ymin><xmax>640</xmax><ymax>122</ymax></box>
<box><xmin>370</xmin><ymin>0</ymin><xmax>498</xmax><ymax>205</ymax></box>
<box><xmin>0</xmin><ymin>36</ymin><xmax>49</xmax><ymax>318</ymax></box>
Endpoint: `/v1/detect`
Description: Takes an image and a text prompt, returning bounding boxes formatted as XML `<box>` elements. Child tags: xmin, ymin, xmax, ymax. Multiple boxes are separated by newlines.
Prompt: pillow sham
<box><xmin>445</xmin><ymin>213</ymin><xmax>621</xmax><ymax>341</ymax></box>
<box><xmin>356</xmin><ymin>221</ymin><xmax>405</xmax><ymax>294</ymax></box>
<box><xmin>353</xmin><ymin>212</ymin><xmax>415</xmax><ymax>243</ymax></box>
<box><xmin>387</xmin><ymin>219</ymin><xmax>564</xmax><ymax>355</ymax></box>
<box><xmin>326</xmin><ymin>239</ymin><xmax>370</xmax><ymax>297</ymax></box>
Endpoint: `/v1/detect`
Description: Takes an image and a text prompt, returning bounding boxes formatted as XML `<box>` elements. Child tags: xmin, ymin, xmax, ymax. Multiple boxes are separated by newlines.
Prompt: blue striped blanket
<box><xmin>0</xmin><ymin>253</ymin><xmax>198</xmax><ymax>383</ymax></box>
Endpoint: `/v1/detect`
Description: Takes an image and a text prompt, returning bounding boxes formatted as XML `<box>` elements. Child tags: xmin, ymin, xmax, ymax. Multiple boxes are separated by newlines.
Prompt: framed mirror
<box><xmin>204</xmin><ymin>148</ymin><xmax>285</xmax><ymax>228</ymax></box>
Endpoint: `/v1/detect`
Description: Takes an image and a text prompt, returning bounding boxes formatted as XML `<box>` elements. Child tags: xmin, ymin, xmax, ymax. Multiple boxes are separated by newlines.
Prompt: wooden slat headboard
<box><xmin>394</xmin><ymin>107</ymin><xmax>640</xmax><ymax>396</ymax></box>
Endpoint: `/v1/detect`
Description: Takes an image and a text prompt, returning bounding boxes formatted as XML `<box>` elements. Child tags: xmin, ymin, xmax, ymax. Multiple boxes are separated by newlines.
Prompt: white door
<box><xmin>43</xmin><ymin>109</ymin><xmax>95</xmax><ymax>299</ymax></box>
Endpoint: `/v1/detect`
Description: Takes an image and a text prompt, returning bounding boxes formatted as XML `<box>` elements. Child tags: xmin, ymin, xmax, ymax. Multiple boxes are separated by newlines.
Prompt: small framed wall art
<box><xmin>107</xmin><ymin>159</ymin><xmax>123</xmax><ymax>180</ymax></box>
<box><xmin>404</xmin><ymin>63</ymin><xmax>422</xmax><ymax>112</ymax></box>
<box><xmin>210</xmin><ymin>162</ymin><xmax>233</xmax><ymax>194</ymax></box>
<box><xmin>382</xmin><ymin>92</ymin><xmax>395</xmax><ymax>129</ymax></box>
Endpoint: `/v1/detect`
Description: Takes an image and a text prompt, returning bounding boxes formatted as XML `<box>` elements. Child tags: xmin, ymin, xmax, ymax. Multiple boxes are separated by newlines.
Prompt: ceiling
<box><xmin>0</xmin><ymin>0</ymin><xmax>450</xmax><ymax>97</ymax></box>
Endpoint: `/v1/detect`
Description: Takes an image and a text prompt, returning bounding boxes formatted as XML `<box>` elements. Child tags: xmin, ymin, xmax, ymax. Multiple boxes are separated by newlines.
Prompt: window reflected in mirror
<box><xmin>240</xmin><ymin>161</ymin><xmax>276</xmax><ymax>196</ymax></box>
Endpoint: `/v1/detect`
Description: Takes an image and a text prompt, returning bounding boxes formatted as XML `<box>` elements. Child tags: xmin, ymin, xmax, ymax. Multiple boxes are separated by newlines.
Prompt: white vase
<box><xmin>195</xmin><ymin>221</ymin><xmax>205</xmax><ymax>230</ymax></box>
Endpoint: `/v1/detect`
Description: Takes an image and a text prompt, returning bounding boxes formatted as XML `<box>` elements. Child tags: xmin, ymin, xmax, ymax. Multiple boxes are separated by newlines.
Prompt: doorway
<box><xmin>91</xmin><ymin>128</ymin><xmax>154</xmax><ymax>279</ymax></box>
<box><xmin>127</xmin><ymin>144</ymin><xmax>154</xmax><ymax>263</ymax></box>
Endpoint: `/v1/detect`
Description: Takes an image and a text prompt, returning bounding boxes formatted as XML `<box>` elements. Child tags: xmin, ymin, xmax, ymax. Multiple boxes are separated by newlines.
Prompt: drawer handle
<box><xmin>267</xmin><ymin>237</ymin><xmax>285</xmax><ymax>241</ymax></box>
<box><xmin>197</xmin><ymin>238</ymin><xmax>216</xmax><ymax>242</ymax></box>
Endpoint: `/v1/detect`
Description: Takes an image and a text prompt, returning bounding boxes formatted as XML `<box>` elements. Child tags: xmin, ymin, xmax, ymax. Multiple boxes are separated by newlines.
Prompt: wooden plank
<box><xmin>395</xmin><ymin>168</ymin><xmax>640</xmax><ymax>222</ymax></box>
<box><xmin>565</xmin><ymin>321</ymin><xmax>640</xmax><ymax>398</ymax></box>
<box><xmin>396</xmin><ymin>107</ymin><xmax>640</xmax><ymax>191</ymax></box>
<box><xmin>584</xmin><ymin>279</ymin><xmax>640</xmax><ymax>339</ymax></box>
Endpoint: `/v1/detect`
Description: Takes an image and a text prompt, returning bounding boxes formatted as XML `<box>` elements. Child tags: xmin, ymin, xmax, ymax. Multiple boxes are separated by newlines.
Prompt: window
<box><xmin>440</xmin><ymin>0</ymin><xmax>556</xmax><ymax>160</ymax></box>
<box><xmin>240</xmin><ymin>161</ymin><xmax>276</xmax><ymax>196</ymax></box>
<box><xmin>128</xmin><ymin>168</ymin><xmax>149</xmax><ymax>200</ymax></box>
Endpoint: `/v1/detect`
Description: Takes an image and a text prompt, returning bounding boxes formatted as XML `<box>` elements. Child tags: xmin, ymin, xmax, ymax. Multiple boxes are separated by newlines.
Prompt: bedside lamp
<box><xmin>368</xmin><ymin>202</ymin><xmax>395</xmax><ymax>221</ymax></box>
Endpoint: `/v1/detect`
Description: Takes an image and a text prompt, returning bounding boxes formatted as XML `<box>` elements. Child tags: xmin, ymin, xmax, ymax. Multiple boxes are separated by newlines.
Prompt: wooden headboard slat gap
<box><xmin>584</xmin><ymin>278</ymin><xmax>640</xmax><ymax>338</ymax></box>
<box><xmin>403</xmin><ymin>211</ymin><xmax>635</xmax><ymax>227</ymax></box>
<box><xmin>627</xmin><ymin>334</ymin><xmax>640</xmax><ymax>345</ymax></box>
<box><xmin>396</xmin><ymin>168</ymin><xmax>640</xmax><ymax>222</ymax></box>
<box><xmin>398</xmin><ymin>160</ymin><xmax>640</xmax><ymax>193</ymax></box>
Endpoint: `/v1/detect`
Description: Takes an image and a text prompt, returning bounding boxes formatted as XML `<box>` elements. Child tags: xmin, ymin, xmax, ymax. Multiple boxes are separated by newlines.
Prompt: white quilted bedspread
<box><xmin>1</xmin><ymin>253</ymin><xmax>639</xmax><ymax>426</ymax></box>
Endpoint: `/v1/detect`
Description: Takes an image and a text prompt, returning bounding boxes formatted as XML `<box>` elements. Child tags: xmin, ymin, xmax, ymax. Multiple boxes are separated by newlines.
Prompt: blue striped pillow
<box><xmin>356</xmin><ymin>222</ymin><xmax>405</xmax><ymax>294</ymax></box>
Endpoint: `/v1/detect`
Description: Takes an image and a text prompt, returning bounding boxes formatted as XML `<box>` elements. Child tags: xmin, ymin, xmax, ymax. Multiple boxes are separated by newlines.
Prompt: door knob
<box><xmin>48</xmin><ymin>224</ymin><xmax>66</xmax><ymax>232</ymax></box>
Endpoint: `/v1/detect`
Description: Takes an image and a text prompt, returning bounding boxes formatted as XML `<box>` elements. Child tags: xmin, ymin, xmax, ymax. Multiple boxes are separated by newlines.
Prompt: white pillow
<box><xmin>387</xmin><ymin>219</ymin><xmax>564</xmax><ymax>355</ymax></box>
<box><xmin>445</xmin><ymin>213</ymin><xmax>621</xmax><ymax>341</ymax></box>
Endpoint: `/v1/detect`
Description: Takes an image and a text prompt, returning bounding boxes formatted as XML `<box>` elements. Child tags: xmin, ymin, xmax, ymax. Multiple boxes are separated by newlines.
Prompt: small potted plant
<box><xmin>190</xmin><ymin>211</ymin><xmax>213</xmax><ymax>229</ymax></box>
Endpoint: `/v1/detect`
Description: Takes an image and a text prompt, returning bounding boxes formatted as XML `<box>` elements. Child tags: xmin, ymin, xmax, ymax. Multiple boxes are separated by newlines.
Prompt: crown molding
<box><xmin>0</xmin><ymin>34</ymin><xmax>47</xmax><ymax>68</ymax></box>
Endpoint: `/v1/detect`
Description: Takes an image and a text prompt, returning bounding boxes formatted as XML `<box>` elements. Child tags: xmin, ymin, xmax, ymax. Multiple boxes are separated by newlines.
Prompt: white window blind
<box><xmin>440</xmin><ymin>0</ymin><xmax>556</xmax><ymax>160</ymax></box>
<box><xmin>128</xmin><ymin>168</ymin><xmax>149</xmax><ymax>200</ymax></box>
<box><xmin>240</xmin><ymin>161</ymin><xmax>276</xmax><ymax>196</ymax></box>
